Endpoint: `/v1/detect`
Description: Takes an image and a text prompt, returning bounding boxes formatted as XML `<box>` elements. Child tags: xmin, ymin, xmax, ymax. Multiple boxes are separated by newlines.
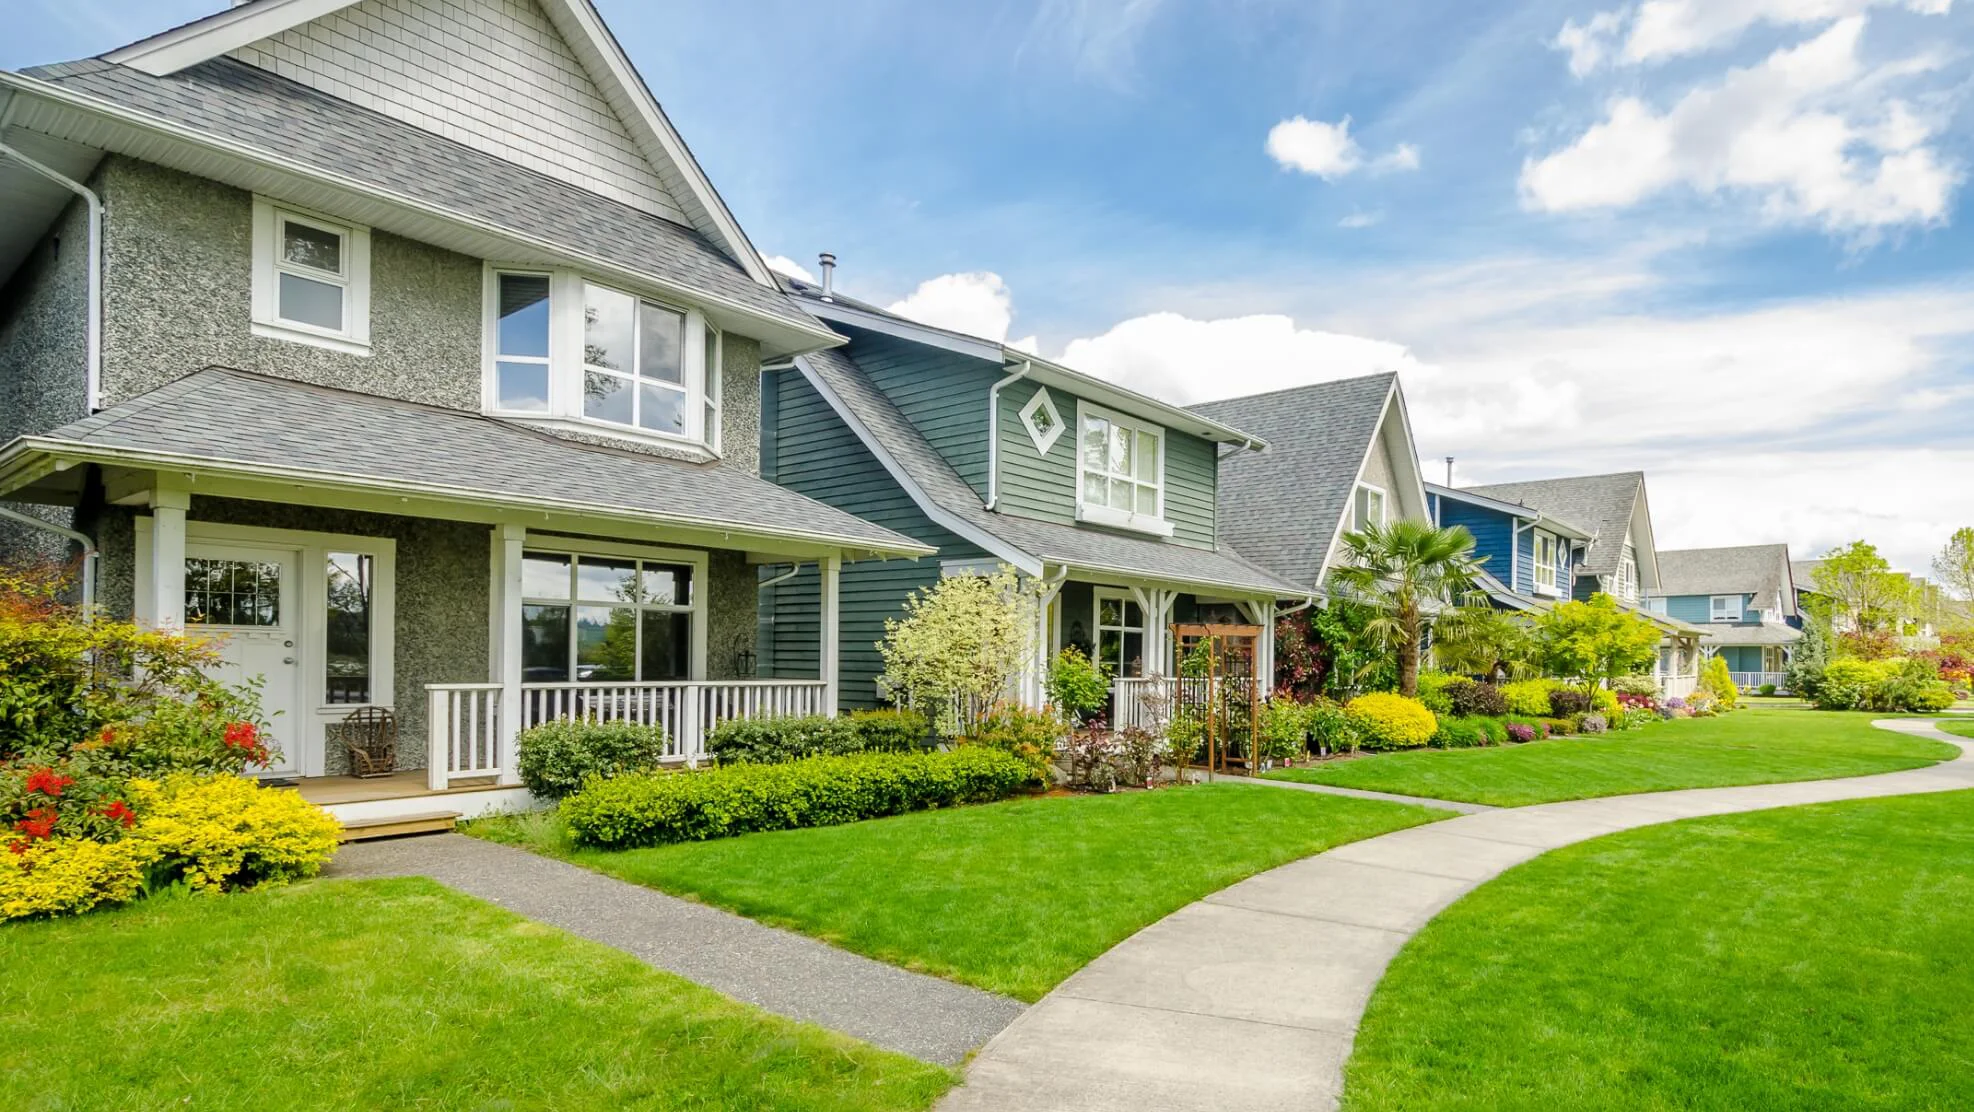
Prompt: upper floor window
<box><xmin>1076</xmin><ymin>403</ymin><xmax>1171</xmax><ymax>537</ymax></box>
<box><xmin>1616</xmin><ymin>545</ymin><xmax>1639</xmax><ymax>603</ymax></box>
<box><xmin>1351</xmin><ymin>483</ymin><xmax>1387</xmax><ymax>532</ymax></box>
<box><xmin>486</xmin><ymin>269</ymin><xmax>722</xmax><ymax>453</ymax></box>
<box><xmin>1710</xmin><ymin>595</ymin><xmax>1744</xmax><ymax>622</ymax></box>
<box><xmin>251</xmin><ymin>198</ymin><xmax>371</xmax><ymax>355</ymax></box>
<box><xmin>1533</xmin><ymin>530</ymin><xmax>1559</xmax><ymax>594</ymax></box>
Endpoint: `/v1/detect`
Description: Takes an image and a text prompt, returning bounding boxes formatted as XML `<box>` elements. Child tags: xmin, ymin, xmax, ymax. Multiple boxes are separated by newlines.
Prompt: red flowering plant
<box><xmin>0</xmin><ymin>750</ymin><xmax>136</xmax><ymax>851</ymax></box>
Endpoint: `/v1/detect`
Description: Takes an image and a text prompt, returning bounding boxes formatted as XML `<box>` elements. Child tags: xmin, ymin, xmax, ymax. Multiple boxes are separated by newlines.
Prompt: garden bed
<box><xmin>1262</xmin><ymin>708</ymin><xmax>1956</xmax><ymax>807</ymax></box>
<box><xmin>468</xmin><ymin>783</ymin><xmax>1444</xmax><ymax>1001</ymax></box>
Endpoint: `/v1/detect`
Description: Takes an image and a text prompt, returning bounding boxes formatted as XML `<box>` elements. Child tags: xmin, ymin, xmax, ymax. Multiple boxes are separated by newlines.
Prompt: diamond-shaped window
<box><xmin>1020</xmin><ymin>387</ymin><xmax>1064</xmax><ymax>455</ymax></box>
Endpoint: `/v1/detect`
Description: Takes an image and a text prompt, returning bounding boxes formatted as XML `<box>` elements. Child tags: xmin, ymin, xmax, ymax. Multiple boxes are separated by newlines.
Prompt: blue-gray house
<box><xmin>1651</xmin><ymin>544</ymin><xmax>1802</xmax><ymax>690</ymax></box>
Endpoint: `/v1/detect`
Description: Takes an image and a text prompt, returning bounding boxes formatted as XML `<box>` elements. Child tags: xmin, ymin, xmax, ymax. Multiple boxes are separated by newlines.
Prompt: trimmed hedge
<box><xmin>706</xmin><ymin>710</ymin><xmax>932</xmax><ymax>766</ymax></box>
<box><xmin>1446</xmin><ymin>680</ymin><xmax>1508</xmax><ymax>718</ymax></box>
<box><xmin>562</xmin><ymin>748</ymin><xmax>1030</xmax><ymax>848</ymax></box>
<box><xmin>517</xmin><ymin>720</ymin><xmax>668</xmax><ymax>799</ymax></box>
<box><xmin>1346</xmin><ymin>693</ymin><xmax>1438</xmax><ymax>750</ymax></box>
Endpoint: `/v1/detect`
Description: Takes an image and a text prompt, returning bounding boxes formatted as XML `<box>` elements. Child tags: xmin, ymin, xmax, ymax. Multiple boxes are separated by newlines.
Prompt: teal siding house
<box><xmin>1651</xmin><ymin>545</ymin><xmax>1803</xmax><ymax>690</ymax></box>
<box><xmin>758</xmin><ymin>273</ymin><xmax>1306</xmax><ymax>716</ymax></box>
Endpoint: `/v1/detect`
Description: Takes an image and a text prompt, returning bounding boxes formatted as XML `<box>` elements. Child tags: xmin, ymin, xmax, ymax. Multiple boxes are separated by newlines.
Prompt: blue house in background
<box><xmin>1651</xmin><ymin>545</ymin><xmax>1802</xmax><ymax>690</ymax></box>
<box><xmin>1426</xmin><ymin>482</ymin><xmax>1590</xmax><ymax>610</ymax></box>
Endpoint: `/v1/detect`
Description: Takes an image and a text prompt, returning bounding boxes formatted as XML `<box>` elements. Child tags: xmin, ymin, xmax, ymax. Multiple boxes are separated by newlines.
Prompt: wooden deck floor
<box><xmin>289</xmin><ymin>771</ymin><xmax>502</xmax><ymax>806</ymax></box>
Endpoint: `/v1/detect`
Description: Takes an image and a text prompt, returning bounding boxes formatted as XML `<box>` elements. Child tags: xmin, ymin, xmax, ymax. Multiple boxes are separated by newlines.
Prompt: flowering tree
<box><xmin>878</xmin><ymin>566</ymin><xmax>1042</xmax><ymax>735</ymax></box>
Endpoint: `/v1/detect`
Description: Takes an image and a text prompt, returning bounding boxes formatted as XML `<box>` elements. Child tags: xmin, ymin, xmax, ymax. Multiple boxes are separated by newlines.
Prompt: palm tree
<box><xmin>1327</xmin><ymin>520</ymin><xmax>1484</xmax><ymax>697</ymax></box>
<box><xmin>1431</xmin><ymin>600</ymin><xmax>1540</xmax><ymax>683</ymax></box>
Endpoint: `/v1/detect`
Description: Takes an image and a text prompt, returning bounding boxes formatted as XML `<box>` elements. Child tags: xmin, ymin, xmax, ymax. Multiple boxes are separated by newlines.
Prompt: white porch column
<box><xmin>1032</xmin><ymin>572</ymin><xmax>1067</xmax><ymax>709</ymax></box>
<box><xmin>1255</xmin><ymin>600</ymin><xmax>1276</xmax><ymax>690</ymax></box>
<box><xmin>820</xmin><ymin>554</ymin><xmax>841</xmax><ymax>716</ymax></box>
<box><xmin>144</xmin><ymin>482</ymin><xmax>190</xmax><ymax>629</ymax></box>
<box><xmin>491</xmin><ymin>524</ymin><xmax>526</xmax><ymax>786</ymax></box>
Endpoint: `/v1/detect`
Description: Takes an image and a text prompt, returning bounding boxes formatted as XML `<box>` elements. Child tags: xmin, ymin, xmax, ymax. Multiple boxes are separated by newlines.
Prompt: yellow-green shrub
<box><xmin>1591</xmin><ymin>686</ymin><xmax>1623</xmax><ymax>717</ymax></box>
<box><xmin>1346</xmin><ymin>693</ymin><xmax>1438</xmax><ymax>750</ymax></box>
<box><xmin>130</xmin><ymin>775</ymin><xmax>340</xmax><ymax>892</ymax></box>
<box><xmin>1698</xmin><ymin>657</ymin><xmax>1740</xmax><ymax>709</ymax></box>
<box><xmin>0</xmin><ymin>836</ymin><xmax>155</xmax><ymax>920</ymax></box>
<box><xmin>1500</xmin><ymin>679</ymin><xmax>1556</xmax><ymax>717</ymax></box>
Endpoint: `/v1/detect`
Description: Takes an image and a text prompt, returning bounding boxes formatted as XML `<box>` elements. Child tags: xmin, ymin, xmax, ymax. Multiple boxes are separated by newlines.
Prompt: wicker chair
<box><xmin>340</xmin><ymin>707</ymin><xmax>398</xmax><ymax>778</ymax></box>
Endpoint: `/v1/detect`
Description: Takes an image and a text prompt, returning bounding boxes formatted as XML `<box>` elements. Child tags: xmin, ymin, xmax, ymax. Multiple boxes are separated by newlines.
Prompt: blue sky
<box><xmin>11</xmin><ymin>0</ymin><xmax>1974</xmax><ymax>575</ymax></box>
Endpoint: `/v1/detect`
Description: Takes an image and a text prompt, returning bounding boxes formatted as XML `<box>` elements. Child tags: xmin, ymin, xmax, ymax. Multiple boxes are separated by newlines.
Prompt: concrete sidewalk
<box><xmin>327</xmin><ymin>833</ymin><xmax>1023</xmax><ymax>1065</ymax></box>
<box><xmin>939</xmin><ymin>719</ymin><xmax>1974</xmax><ymax>1111</ymax></box>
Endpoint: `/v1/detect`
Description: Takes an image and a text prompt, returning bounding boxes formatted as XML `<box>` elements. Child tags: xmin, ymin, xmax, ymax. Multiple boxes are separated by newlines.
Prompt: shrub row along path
<box><xmin>326</xmin><ymin>833</ymin><xmax>1024</xmax><ymax>1065</ymax></box>
<box><xmin>938</xmin><ymin>719</ymin><xmax>1974</xmax><ymax>1112</ymax></box>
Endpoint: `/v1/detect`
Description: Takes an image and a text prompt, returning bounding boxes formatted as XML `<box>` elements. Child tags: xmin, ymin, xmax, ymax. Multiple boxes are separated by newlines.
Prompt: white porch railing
<box><xmin>1729</xmin><ymin>671</ymin><xmax>1789</xmax><ymax>693</ymax></box>
<box><xmin>425</xmin><ymin>679</ymin><xmax>831</xmax><ymax>790</ymax></box>
<box><xmin>1110</xmin><ymin>676</ymin><xmax>1258</xmax><ymax>731</ymax></box>
<box><xmin>1661</xmin><ymin>670</ymin><xmax>1700</xmax><ymax>700</ymax></box>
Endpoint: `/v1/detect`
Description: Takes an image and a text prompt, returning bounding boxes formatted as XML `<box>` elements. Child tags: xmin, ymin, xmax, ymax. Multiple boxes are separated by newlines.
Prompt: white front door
<box><xmin>183</xmin><ymin>541</ymin><xmax>304</xmax><ymax>778</ymax></box>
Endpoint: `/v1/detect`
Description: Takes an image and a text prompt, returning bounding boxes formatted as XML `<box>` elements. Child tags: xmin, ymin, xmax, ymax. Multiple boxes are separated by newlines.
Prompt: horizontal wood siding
<box><xmin>1438</xmin><ymin>501</ymin><xmax>1517</xmax><ymax>593</ymax></box>
<box><xmin>758</xmin><ymin>367</ymin><xmax>983</xmax><ymax>709</ymax></box>
<box><xmin>851</xmin><ymin>332</ymin><xmax>996</xmax><ymax>499</ymax></box>
<box><xmin>995</xmin><ymin>379</ymin><xmax>1218</xmax><ymax>550</ymax></box>
<box><xmin>1662</xmin><ymin>595</ymin><xmax>1712</xmax><ymax>625</ymax></box>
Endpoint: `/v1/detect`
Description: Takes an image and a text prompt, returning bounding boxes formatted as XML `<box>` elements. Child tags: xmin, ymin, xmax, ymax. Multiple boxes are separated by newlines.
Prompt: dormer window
<box><xmin>485</xmin><ymin>268</ymin><xmax>722</xmax><ymax>453</ymax></box>
<box><xmin>251</xmin><ymin>198</ymin><xmax>371</xmax><ymax>354</ymax></box>
<box><xmin>1076</xmin><ymin>402</ymin><xmax>1170</xmax><ymax>537</ymax></box>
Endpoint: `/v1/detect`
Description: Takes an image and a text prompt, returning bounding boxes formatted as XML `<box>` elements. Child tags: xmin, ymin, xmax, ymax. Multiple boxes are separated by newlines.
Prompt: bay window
<box><xmin>1076</xmin><ymin>402</ymin><xmax>1169</xmax><ymax>536</ymax></box>
<box><xmin>486</xmin><ymin>268</ymin><xmax>723</xmax><ymax>451</ymax></box>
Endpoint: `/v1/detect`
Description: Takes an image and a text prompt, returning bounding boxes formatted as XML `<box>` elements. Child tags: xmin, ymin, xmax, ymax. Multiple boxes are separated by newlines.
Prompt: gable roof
<box><xmin>1187</xmin><ymin>373</ymin><xmax>1400</xmax><ymax>588</ymax></box>
<box><xmin>95</xmin><ymin>0</ymin><xmax>775</xmax><ymax>284</ymax></box>
<box><xmin>0</xmin><ymin>367</ymin><xmax>929</xmax><ymax>558</ymax></box>
<box><xmin>1464</xmin><ymin>472</ymin><xmax>1646</xmax><ymax>579</ymax></box>
<box><xmin>1425</xmin><ymin>482</ymin><xmax>1593</xmax><ymax>541</ymax></box>
<box><xmin>1656</xmin><ymin>544</ymin><xmax>1797</xmax><ymax>615</ymax></box>
<box><xmin>796</xmin><ymin>349</ymin><xmax>1304</xmax><ymax>598</ymax></box>
<box><xmin>780</xmin><ymin>278</ymin><xmax>1262</xmax><ymax>446</ymax></box>
<box><xmin>2</xmin><ymin>56</ymin><xmax>831</xmax><ymax>354</ymax></box>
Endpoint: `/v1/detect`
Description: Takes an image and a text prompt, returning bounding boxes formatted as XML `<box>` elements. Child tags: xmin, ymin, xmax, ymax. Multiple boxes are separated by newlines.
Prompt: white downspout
<box><xmin>0</xmin><ymin>142</ymin><xmax>102</xmax><ymax>412</ymax></box>
<box><xmin>984</xmin><ymin>361</ymin><xmax>1031</xmax><ymax>510</ymax></box>
<box><xmin>0</xmin><ymin>503</ymin><xmax>96</xmax><ymax>613</ymax></box>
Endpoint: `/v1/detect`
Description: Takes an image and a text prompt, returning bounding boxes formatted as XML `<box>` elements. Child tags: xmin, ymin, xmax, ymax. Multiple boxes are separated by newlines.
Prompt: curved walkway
<box><xmin>939</xmin><ymin>720</ymin><xmax>1974</xmax><ymax>1111</ymax></box>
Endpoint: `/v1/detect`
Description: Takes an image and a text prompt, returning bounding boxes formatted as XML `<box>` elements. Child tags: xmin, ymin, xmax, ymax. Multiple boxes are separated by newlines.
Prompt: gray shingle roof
<box><xmin>15</xmin><ymin>367</ymin><xmax>928</xmax><ymax>554</ymax></box>
<box><xmin>1465</xmin><ymin>472</ymin><xmax>1643</xmax><ymax>577</ymax></box>
<box><xmin>1186</xmin><ymin>373</ymin><xmax>1396</xmax><ymax>588</ymax></box>
<box><xmin>1657</xmin><ymin>544</ymin><xmax>1796</xmax><ymax>614</ymax></box>
<box><xmin>20</xmin><ymin>57</ymin><xmax>818</xmax><ymax>335</ymax></box>
<box><xmin>800</xmin><ymin>349</ymin><xmax>1303</xmax><ymax>597</ymax></box>
<box><xmin>1697</xmin><ymin>624</ymin><xmax>1803</xmax><ymax>648</ymax></box>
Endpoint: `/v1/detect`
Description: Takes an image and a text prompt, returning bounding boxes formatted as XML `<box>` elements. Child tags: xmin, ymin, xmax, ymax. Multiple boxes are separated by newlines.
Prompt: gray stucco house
<box><xmin>0</xmin><ymin>0</ymin><xmax>930</xmax><ymax>824</ymax></box>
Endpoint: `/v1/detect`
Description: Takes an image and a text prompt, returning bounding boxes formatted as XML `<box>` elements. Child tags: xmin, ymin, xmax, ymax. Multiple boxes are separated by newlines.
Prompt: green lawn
<box><xmin>1939</xmin><ymin>718</ymin><xmax>1974</xmax><ymax>740</ymax></box>
<box><xmin>1343</xmin><ymin>790</ymin><xmax>1974</xmax><ymax>1111</ymax></box>
<box><xmin>1262</xmin><ymin>708</ymin><xmax>1956</xmax><ymax>807</ymax></box>
<box><xmin>0</xmin><ymin>877</ymin><xmax>952</xmax><ymax>1111</ymax></box>
<box><xmin>470</xmin><ymin>784</ymin><xmax>1442</xmax><ymax>1001</ymax></box>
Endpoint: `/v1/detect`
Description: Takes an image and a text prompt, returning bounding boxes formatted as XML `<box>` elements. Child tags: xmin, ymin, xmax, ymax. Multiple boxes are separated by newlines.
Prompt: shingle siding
<box><xmin>229</xmin><ymin>0</ymin><xmax>686</xmax><ymax>221</ymax></box>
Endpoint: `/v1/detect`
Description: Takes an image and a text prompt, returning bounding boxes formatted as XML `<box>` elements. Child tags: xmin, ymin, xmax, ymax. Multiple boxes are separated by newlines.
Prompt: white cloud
<box><xmin>1338</xmin><ymin>210</ymin><xmax>1386</xmax><ymax>229</ymax></box>
<box><xmin>1557</xmin><ymin>0</ymin><xmax>1952</xmax><ymax>71</ymax></box>
<box><xmin>1058</xmin><ymin>312</ymin><xmax>1429</xmax><ymax>405</ymax></box>
<box><xmin>764</xmin><ymin>254</ymin><xmax>815</xmax><ymax>284</ymax></box>
<box><xmin>1521</xmin><ymin>17</ymin><xmax>1962</xmax><ymax>233</ymax></box>
<box><xmin>1266</xmin><ymin>116</ymin><xmax>1419</xmax><ymax>181</ymax></box>
<box><xmin>887</xmin><ymin>272</ymin><xmax>1018</xmax><ymax>343</ymax></box>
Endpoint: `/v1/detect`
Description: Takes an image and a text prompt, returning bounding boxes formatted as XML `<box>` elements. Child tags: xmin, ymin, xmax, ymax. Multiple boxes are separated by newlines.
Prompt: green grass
<box><xmin>1343</xmin><ymin>790</ymin><xmax>1974</xmax><ymax>1111</ymax></box>
<box><xmin>1939</xmin><ymin>718</ymin><xmax>1974</xmax><ymax>740</ymax></box>
<box><xmin>0</xmin><ymin>877</ymin><xmax>953</xmax><ymax>1111</ymax></box>
<box><xmin>470</xmin><ymin>784</ymin><xmax>1443</xmax><ymax>1001</ymax></box>
<box><xmin>1262</xmin><ymin>708</ymin><xmax>1956</xmax><ymax>807</ymax></box>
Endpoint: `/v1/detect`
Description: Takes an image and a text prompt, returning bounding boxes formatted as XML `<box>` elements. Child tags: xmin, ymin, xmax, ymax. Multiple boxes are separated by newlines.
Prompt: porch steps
<box><xmin>337</xmin><ymin>810</ymin><xmax>461</xmax><ymax>843</ymax></box>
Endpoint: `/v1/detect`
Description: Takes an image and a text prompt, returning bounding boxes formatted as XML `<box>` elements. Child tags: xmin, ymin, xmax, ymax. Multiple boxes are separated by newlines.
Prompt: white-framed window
<box><xmin>1351</xmin><ymin>483</ymin><xmax>1387</xmax><ymax>532</ymax></box>
<box><xmin>518</xmin><ymin>547</ymin><xmax>704</xmax><ymax>682</ymax></box>
<box><xmin>1532</xmin><ymin>530</ymin><xmax>1559</xmax><ymax>595</ymax></box>
<box><xmin>484</xmin><ymin>267</ymin><xmax>723</xmax><ymax>453</ymax></box>
<box><xmin>1076</xmin><ymin>402</ymin><xmax>1170</xmax><ymax>537</ymax></box>
<box><xmin>251</xmin><ymin>197</ymin><xmax>371</xmax><ymax>354</ymax></box>
<box><xmin>1020</xmin><ymin>387</ymin><xmax>1065</xmax><ymax>455</ymax></box>
<box><xmin>1648</xmin><ymin>596</ymin><xmax>1670</xmax><ymax>614</ymax></box>
<box><xmin>1710</xmin><ymin>595</ymin><xmax>1744</xmax><ymax>622</ymax></box>
<box><xmin>1617</xmin><ymin>545</ymin><xmax>1639</xmax><ymax>602</ymax></box>
<box><xmin>1094</xmin><ymin>588</ymin><xmax>1147</xmax><ymax>679</ymax></box>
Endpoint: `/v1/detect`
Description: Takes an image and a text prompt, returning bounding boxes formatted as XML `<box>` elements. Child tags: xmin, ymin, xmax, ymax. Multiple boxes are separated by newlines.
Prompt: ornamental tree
<box><xmin>1327</xmin><ymin>521</ymin><xmax>1484</xmax><ymax>698</ymax></box>
<box><xmin>1534</xmin><ymin>593</ymin><xmax>1662</xmax><ymax>687</ymax></box>
<box><xmin>878</xmin><ymin>566</ymin><xmax>1042</xmax><ymax>736</ymax></box>
<box><xmin>1810</xmin><ymin>541</ymin><xmax>1913</xmax><ymax>635</ymax></box>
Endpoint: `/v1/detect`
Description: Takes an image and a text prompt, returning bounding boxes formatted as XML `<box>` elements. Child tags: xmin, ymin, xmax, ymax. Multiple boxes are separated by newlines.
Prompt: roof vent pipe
<box><xmin>1444</xmin><ymin>457</ymin><xmax>1454</xmax><ymax>486</ymax></box>
<box><xmin>818</xmin><ymin>252</ymin><xmax>836</xmax><ymax>301</ymax></box>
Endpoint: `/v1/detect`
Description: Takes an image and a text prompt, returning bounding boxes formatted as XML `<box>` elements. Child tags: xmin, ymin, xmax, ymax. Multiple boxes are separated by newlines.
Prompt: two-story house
<box><xmin>1186</xmin><ymin>372</ymin><xmax>1434</xmax><ymax>593</ymax></box>
<box><xmin>1651</xmin><ymin>544</ymin><xmax>1801</xmax><ymax>690</ymax></box>
<box><xmin>1445</xmin><ymin>472</ymin><xmax>1705</xmax><ymax>696</ymax></box>
<box><xmin>0</xmin><ymin>0</ymin><xmax>932</xmax><ymax>827</ymax></box>
<box><xmin>755</xmin><ymin>270</ymin><xmax>1305</xmax><ymax>723</ymax></box>
<box><xmin>1426</xmin><ymin>481</ymin><xmax>1591</xmax><ymax>612</ymax></box>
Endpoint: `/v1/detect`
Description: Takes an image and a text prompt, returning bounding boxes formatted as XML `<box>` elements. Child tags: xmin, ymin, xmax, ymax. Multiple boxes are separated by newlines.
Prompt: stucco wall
<box><xmin>706</xmin><ymin>549</ymin><xmax>758</xmax><ymax>679</ymax></box>
<box><xmin>98</xmin><ymin>157</ymin><xmax>486</xmax><ymax>412</ymax></box>
<box><xmin>0</xmin><ymin>193</ymin><xmax>92</xmax><ymax>565</ymax></box>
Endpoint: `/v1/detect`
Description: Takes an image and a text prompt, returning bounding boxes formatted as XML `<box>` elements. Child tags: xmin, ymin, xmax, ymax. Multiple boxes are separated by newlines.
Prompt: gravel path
<box><xmin>327</xmin><ymin>833</ymin><xmax>1023</xmax><ymax>1065</ymax></box>
<box><xmin>938</xmin><ymin>719</ymin><xmax>1974</xmax><ymax>1111</ymax></box>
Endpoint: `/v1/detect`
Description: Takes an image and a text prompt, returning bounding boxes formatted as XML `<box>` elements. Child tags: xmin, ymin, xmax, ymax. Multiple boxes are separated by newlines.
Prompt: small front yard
<box><xmin>471</xmin><ymin>784</ymin><xmax>1444</xmax><ymax>1001</ymax></box>
<box><xmin>1342</xmin><ymin>789</ymin><xmax>1974</xmax><ymax>1111</ymax></box>
<box><xmin>1262</xmin><ymin>708</ymin><xmax>1956</xmax><ymax>806</ymax></box>
<box><xmin>0</xmin><ymin>877</ymin><xmax>953</xmax><ymax>1111</ymax></box>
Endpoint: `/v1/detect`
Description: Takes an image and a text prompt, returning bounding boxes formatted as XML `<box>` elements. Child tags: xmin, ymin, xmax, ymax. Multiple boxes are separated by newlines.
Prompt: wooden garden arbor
<box><xmin>1170</xmin><ymin>621</ymin><xmax>1264</xmax><ymax>776</ymax></box>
